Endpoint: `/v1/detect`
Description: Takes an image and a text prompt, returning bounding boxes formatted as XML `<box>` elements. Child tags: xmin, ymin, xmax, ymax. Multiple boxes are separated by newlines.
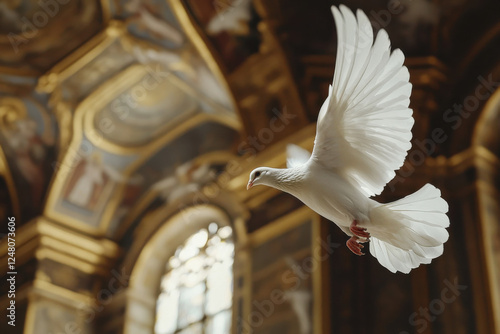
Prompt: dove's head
<box><xmin>247</xmin><ymin>166</ymin><xmax>301</xmax><ymax>193</ymax></box>
<box><xmin>247</xmin><ymin>167</ymin><xmax>271</xmax><ymax>190</ymax></box>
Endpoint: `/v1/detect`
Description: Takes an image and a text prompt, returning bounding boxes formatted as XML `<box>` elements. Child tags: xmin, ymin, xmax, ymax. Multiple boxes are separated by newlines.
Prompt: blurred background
<box><xmin>0</xmin><ymin>0</ymin><xmax>499</xmax><ymax>333</ymax></box>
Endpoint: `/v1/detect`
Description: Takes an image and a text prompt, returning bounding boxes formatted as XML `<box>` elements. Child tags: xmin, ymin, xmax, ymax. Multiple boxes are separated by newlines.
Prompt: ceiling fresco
<box><xmin>0</xmin><ymin>95</ymin><xmax>57</xmax><ymax>221</ymax></box>
<box><xmin>182</xmin><ymin>0</ymin><xmax>262</xmax><ymax>71</ymax></box>
<box><xmin>1</xmin><ymin>0</ymin><xmax>498</xmax><ymax>239</ymax></box>
<box><xmin>0</xmin><ymin>0</ymin><xmax>243</xmax><ymax>235</ymax></box>
<box><xmin>0</xmin><ymin>0</ymin><xmax>104</xmax><ymax>75</ymax></box>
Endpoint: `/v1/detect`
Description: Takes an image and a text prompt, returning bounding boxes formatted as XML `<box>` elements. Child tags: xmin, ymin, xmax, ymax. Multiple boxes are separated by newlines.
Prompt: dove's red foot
<box><xmin>350</xmin><ymin>220</ymin><xmax>370</xmax><ymax>238</ymax></box>
<box><xmin>346</xmin><ymin>236</ymin><xmax>366</xmax><ymax>256</ymax></box>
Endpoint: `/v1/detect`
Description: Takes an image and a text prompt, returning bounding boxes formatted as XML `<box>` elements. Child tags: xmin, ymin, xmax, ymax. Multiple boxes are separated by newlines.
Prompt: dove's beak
<box><xmin>247</xmin><ymin>181</ymin><xmax>253</xmax><ymax>190</ymax></box>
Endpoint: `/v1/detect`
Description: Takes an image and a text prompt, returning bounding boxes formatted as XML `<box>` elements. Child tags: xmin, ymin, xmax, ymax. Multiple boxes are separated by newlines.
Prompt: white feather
<box><xmin>286</xmin><ymin>144</ymin><xmax>311</xmax><ymax>168</ymax></box>
<box><xmin>313</xmin><ymin>5</ymin><xmax>414</xmax><ymax>198</ymax></box>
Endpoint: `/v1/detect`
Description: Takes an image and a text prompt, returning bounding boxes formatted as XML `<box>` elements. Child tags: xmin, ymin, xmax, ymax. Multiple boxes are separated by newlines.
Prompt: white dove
<box><xmin>246</xmin><ymin>5</ymin><xmax>449</xmax><ymax>274</ymax></box>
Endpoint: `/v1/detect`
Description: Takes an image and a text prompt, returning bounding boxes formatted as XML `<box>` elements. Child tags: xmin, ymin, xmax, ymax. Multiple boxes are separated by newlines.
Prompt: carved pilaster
<box><xmin>0</xmin><ymin>217</ymin><xmax>121</xmax><ymax>333</ymax></box>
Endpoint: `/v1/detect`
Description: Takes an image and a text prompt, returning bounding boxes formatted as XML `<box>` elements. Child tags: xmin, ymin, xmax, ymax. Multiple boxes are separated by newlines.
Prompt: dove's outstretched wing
<box><xmin>311</xmin><ymin>5</ymin><xmax>413</xmax><ymax>197</ymax></box>
<box><xmin>286</xmin><ymin>144</ymin><xmax>311</xmax><ymax>168</ymax></box>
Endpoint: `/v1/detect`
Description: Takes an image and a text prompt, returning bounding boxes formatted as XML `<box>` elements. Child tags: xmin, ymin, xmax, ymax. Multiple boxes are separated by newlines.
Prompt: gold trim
<box><xmin>39</xmin><ymin>235</ymin><xmax>108</xmax><ymax>266</ymax></box>
<box><xmin>0</xmin><ymin>146</ymin><xmax>20</xmax><ymax>218</ymax></box>
<box><xmin>36</xmin><ymin>217</ymin><xmax>119</xmax><ymax>257</ymax></box>
<box><xmin>33</xmin><ymin>279</ymin><xmax>94</xmax><ymax>305</ymax></box>
<box><xmin>422</xmin><ymin>146</ymin><xmax>499</xmax><ymax>177</ymax></box>
<box><xmin>129</xmin><ymin>204</ymin><xmax>232</xmax><ymax>283</ymax></box>
<box><xmin>37</xmin><ymin>11</ymin><xmax>243</xmax><ymax>235</ymax></box>
<box><xmin>35</xmin><ymin>248</ymin><xmax>107</xmax><ymax>275</ymax></box>
<box><xmin>0</xmin><ymin>65</ymin><xmax>40</xmax><ymax>77</ymax></box>
<box><xmin>476</xmin><ymin>183</ymin><xmax>500</xmax><ymax>334</ymax></box>
<box><xmin>100</xmin><ymin>0</ymin><xmax>113</xmax><ymax>23</ymax></box>
<box><xmin>45</xmin><ymin>89</ymin><xmax>239</xmax><ymax>236</ymax></box>
<box><xmin>473</xmin><ymin>86</ymin><xmax>500</xmax><ymax>334</ymax></box>
<box><xmin>0</xmin><ymin>96</ymin><xmax>27</xmax><ymax>127</ymax></box>
<box><xmin>164</xmin><ymin>0</ymin><xmax>239</xmax><ymax>113</ymax></box>
<box><xmin>0</xmin><ymin>281</ymin><xmax>31</xmax><ymax>308</ymax></box>
<box><xmin>193</xmin><ymin>150</ymin><xmax>240</xmax><ymax>166</ymax></box>
<box><xmin>123</xmin><ymin>204</ymin><xmax>235</xmax><ymax>334</ymax></box>
<box><xmin>167</xmin><ymin>72</ymin><xmax>239</xmax><ymax>125</ymax></box>
<box><xmin>24</xmin><ymin>279</ymin><xmax>95</xmax><ymax>334</ymax></box>
<box><xmin>0</xmin><ymin>217</ymin><xmax>120</xmax><ymax>273</ymax></box>
<box><xmin>80</xmin><ymin>64</ymin><xmax>240</xmax><ymax>154</ymax></box>
<box><xmin>473</xmin><ymin>86</ymin><xmax>500</xmax><ymax>146</ymax></box>
<box><xmin>121</xmin><ymin>193</ymin><xmax>247</xmax><ymax>273</ymax></box>
<box><xmin>113</xmin><ymin>150</ymin><xmax>239</xmax><ymax>239</ymax></box>
<box><xmin>245</xmin><ymin>187</ymin><xmax>281</xmax><ymax>209</ymax></box>
<box><xmin>248</xmin><ymin>206</ymin><xmax>324</xmax><ymax>333</ymax></box>
<box><xmin>460</xmin><ymin>22</ymin><xmax>500</xmax><ymax>73</ymax></box>
<box><xmin>98</xmin><ymin>112</ymin><xmax>240</xmax><ymax>233</ymax></box>
<box><xmin>24</xmin><ymin>290</ymin><xmax>37</xmax><ymax>334</ymax></box>
<box><xmin>36</xmin><ymin>21</ymin><xmax>126</xmax><ymax>93</ymax></box>
<box><xmin>0</xmin><ymin>234</ymin><xmax>38</xmax><ymax>271</ymax></box>
<box><xmin>249</xmin><ymin>205</ymin><xmax>313</xmax><ymax>247</ymax></box>
<box><xmin>475</xmin><ymin>147</ymin><xmax>500</xmax><ymax>172</ymax></box>
<box><xmin>43</xmin><ymin>51</ymin><xmax>242</xmax><ymax>234</ymax></box>
<box><xmin>476</xmin><ymin>180</ymin><xmax>500</xmax><ymax>196</ymax></box>
<box><xmin>311</xmin><ymin>215</ymin><xmax>328</xmax><ymax>334</ymax></box>
<box><xmin>234</xmin><ymin>217</ymin><xmax>249</xmax><ymax>248</ymax></box>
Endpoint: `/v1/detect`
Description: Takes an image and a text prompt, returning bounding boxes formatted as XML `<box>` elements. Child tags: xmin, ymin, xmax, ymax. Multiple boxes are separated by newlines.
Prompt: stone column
<box><xmin>0</xmin><ymin>217</ymin><xmax>120</xmax><ymax>334</ymax></box>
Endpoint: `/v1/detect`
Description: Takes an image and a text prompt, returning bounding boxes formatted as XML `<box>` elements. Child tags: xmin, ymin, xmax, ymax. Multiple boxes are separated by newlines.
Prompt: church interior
<box><xmin>0</xmin><ymin>0</ymin><xmax>499</xmax><ymax>333</ymax></box>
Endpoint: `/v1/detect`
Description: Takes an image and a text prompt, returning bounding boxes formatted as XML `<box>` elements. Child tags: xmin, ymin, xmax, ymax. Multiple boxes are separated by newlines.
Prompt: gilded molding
<box><xmin>38</xmin><ymin>13</ymin><xmax>243</xmax><ymax>235</ymax></box>
<box><xmin>0</xmin><ymin>217</ymin><xmax>120</xmax><ymax>275</ymax></box>
<box><xmin>44</xmin><ymin>66</ymin><xmax>240</xmax><ymax>236</ymax></box>
<box><xmin>23</xmin><ymin>279</ymin><xmax>94</xmax><ymax>334</ymax></box>
<box><xmin>36</xmin><ymin>21</ymin><xmax>127</xmax><ymax>94</ymax></box>
<box><xmin>122</xmin><ymin>204</ymin><xmax>237</xmax><ymax>334</ymax></box>
<box><xmin>459</xmin><ymin>21</ymin><xmax>500</xmax><ymax>73</ymax></box>
<box><xmin>164</xmin><ymin>0</ymin><xmax>239</xmax><ymax>113</ymax></box>
<box><xmin>248</xmin><ymin>206</ymin><xmax>326</xmax><ymax>334</ymax></box>
<box><xmin>0</xmin><ymin>146</ymin><xmax>20</xmax><ymax>218</ymax></box>
<box><xmin>100</xmin><ymin>0</ymin><xmax>113</xmax><ymax>24</ymax></box>
<box><xmin>473</xmin><ymin>85</ymin><xmax>500</xmax><ymax>147</ymax></box>
<box><xmin>113</xmin><ymin>150</ymin><xmax>240</xmax><ymax>239</ymax></box>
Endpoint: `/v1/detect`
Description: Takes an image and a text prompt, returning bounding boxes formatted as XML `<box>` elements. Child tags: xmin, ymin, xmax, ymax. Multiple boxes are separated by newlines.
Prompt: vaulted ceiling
<box><xmin>1</xmin><ymin>0</ymin><xmax>499</xmax><ymax>240</ymax></box>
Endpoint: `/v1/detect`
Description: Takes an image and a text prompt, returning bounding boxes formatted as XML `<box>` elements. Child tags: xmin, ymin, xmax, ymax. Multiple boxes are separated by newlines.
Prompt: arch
<box><xmin>441</xmin><ymin>19</ymin><xmax>500</xmax><ymax>156</ymax></box>
<box><xmin>472</xmin><ymin>87</ymin><xmax>500</xmax><ymax>334</ymax></box>
<box><xmin>0</xmin><ymin>146</ymin><xmax>20</xmax><ymax>218</ymax></box>
<box><xmin>473</xmin><ymin>87</ymin><xmax>500</xmax><ymax>153</ymax></box>
<box><xmin>123</xmin><ymin>205</ymin><xmax>235</xmax><ymax>334</ymax></box>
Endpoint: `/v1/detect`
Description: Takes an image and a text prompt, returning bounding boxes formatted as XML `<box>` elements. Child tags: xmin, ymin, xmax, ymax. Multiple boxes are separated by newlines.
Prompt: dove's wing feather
<box><xmin>286</xmin><ymin>144</ymin><xmax>311</xmax><ymax>168</ymax></box>
<box><xmin>312</xmin><ymin>5</ymin><xmax>414</xmax><ymax>197</ymax></box>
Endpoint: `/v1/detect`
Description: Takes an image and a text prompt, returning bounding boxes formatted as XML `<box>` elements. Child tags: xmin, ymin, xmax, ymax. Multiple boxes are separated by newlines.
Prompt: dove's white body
<box><xmin>277</xmin><ymin>161</ymin><xmax>373</xmax><ymax>228</ymax></box>
<box><xmin>247</xmin><ymin>5</ymin><xmax>450</xmax><ymax>274</ymax></box>
<box><xmin>259</xmin><ymin>157</ymin><xmax>449</xmax><ymax>274</ymax></box>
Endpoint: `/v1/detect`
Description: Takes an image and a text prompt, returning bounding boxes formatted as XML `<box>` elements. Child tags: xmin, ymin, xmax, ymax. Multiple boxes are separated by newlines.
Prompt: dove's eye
<box><xmin>255</xmin><ymin>171</ymin><xmax>261</xmax><ymax>177</ymax></box>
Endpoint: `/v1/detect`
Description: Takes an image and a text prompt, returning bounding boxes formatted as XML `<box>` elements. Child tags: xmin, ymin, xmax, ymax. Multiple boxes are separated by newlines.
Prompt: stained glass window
<box><xmin>154</xmin><ymin>223</ymin><xmax>234</xmax><ymax>334</ymax></box>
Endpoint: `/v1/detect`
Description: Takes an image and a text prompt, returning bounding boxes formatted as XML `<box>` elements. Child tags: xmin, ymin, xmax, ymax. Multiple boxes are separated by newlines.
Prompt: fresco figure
<box><xmin>65</xmin><ymin>152</ymin><xmax>139</xmax><ymax>210</ymax></box>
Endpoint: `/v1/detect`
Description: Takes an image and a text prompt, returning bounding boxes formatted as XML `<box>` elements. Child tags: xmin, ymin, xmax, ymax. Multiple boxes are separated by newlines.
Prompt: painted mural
<box><xmin>0</xmin><ymin>0</ymin><xmax>103</xmax><ymax>73</ymax></box>
<box><xmin>0</xmin><ymin>95</ymin><xmax>56</xmax><ymax>217</ymax></box>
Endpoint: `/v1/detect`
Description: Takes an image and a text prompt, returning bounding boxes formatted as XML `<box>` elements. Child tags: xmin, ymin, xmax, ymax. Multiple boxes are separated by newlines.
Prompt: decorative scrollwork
<box><xmin>0</xmin><ymin>96</ymin><xmax>27</xmax><ymax>130</ymax></box>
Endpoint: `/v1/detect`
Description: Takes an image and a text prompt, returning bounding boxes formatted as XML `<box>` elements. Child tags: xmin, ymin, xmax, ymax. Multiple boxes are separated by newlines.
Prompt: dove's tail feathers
<box><xmin>369</xmin><ymin>183</ymin><xmax>449</xmax><ymax>274</ymax></box>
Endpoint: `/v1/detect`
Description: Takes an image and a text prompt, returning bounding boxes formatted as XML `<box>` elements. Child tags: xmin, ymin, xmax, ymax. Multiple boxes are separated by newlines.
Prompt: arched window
<box><xmin>154</xmin><ymin>222</ymin><xmax>234</xmax><ymax>334</ymax></box>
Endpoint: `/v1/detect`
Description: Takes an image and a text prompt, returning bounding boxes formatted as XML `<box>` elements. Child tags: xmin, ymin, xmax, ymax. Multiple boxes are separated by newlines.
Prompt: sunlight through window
<box><xmin>154</xmin><ymin>223</ymin><xmax>234</xmax><ymax>334</ymax></box>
